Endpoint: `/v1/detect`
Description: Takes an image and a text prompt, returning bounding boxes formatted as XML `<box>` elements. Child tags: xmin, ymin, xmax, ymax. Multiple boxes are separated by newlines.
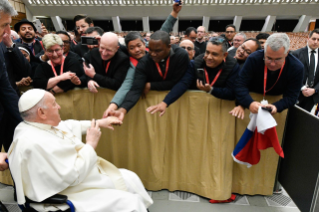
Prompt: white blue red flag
<box><xmin>232</xmin><ymin>107</ymin><xmax>284</xmax><ymax>168</ymax></box>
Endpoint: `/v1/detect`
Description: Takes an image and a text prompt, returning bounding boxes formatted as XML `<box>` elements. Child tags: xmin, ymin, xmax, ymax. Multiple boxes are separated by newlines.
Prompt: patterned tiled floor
<box><xmin>0</xmin><ymin>182</ymin><xmax>300</xmax><ymax>212</ymax></box>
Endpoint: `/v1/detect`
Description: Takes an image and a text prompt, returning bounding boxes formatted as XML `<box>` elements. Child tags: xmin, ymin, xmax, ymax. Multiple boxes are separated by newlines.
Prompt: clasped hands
<box><xmin>59</xmin><ymin>71</ymin><xmax>81</xmax><ymax>85</ymax></box>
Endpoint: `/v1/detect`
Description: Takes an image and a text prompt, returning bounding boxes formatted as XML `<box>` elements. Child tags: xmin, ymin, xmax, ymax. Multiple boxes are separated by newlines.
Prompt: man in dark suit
<box><xmin>292</xmin><ymin>29</ymin><xmax>319</xmax><ymax>112</ymax></box>
<box><xmin>0</xmin><ymin>1</ymin><xmax>24</xmax><ymax>211</ymax></box>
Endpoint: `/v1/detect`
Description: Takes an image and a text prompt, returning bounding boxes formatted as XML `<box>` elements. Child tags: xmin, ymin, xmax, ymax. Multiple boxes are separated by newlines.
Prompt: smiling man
<box><xmin>14</xmin><ymin>19</ymin><xmax>46</xmax><ymax>61</ymax></box>
<box><xmin>111</xmin><ymin>30</ymin><xmax>189</xmax><ymax>120</ymax></box>
<box><xmin>195</xmin><ymin>37</ymin><xmax>240</xmax><ymax>100</ymax></box>
<box><xmin>236</xmin><ymin>33</ymin><xmax>304</xmax><ymax>114</ymax></box>
<box><xmin>83</xmin><ymin>32</ymin><xmax>130</xmax><ymax>92</ymax></box>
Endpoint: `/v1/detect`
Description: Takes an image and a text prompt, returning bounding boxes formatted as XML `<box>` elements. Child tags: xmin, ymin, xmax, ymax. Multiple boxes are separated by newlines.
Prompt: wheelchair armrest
<box><xmin>25</xmin><ymin>194</ymin><xmax>68</xmax><ymax>204</ymax></box>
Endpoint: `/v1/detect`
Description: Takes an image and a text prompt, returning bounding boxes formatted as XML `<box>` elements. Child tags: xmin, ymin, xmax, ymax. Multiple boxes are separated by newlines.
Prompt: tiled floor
<box><xmin>0</xmin><ymin>182</ymin><xmax>301</xmax><ymax>212</ymax></box>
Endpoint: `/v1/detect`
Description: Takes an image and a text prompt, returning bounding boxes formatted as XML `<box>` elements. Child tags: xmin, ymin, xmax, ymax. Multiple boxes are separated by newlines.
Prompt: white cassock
<box><xmin>8</xmin><ymin>120</ymin><xmax>153</xmax><ymax>212</ymax></box>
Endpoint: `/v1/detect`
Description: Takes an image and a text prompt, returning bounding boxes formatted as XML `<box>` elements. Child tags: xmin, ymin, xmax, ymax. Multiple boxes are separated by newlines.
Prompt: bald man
<box><xmin>180</xmin><ymin>39</ymin><xmax>195</xmax><ymax>60</ymax></box>
<box><xmin>83</xmin><ymin>32</ymin><xmax>130</xmax><ymax>92</ymax></box>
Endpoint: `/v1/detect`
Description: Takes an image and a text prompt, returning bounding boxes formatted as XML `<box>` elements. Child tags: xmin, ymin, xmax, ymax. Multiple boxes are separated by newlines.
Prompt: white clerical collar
<box><xmin>307</xmin><ymin>45</ymin><xmax>318</xmax><ymax>54</ymax></box>
<box><xmin>24</xmin><ymin>121</ymin><xmax>53</xmax><ymax>130</ymax></box>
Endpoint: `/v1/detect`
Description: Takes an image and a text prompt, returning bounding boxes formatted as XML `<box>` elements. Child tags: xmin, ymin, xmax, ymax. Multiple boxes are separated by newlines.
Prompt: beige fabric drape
<box><xmin>1</xmin><ymin>88</ymin><xmax>287</xmax><ymax>200</ymax></box>
<box><xmin>232</xmin><ymin>93</ymin><xmax>287</xmax><ymax>196</ymax></box>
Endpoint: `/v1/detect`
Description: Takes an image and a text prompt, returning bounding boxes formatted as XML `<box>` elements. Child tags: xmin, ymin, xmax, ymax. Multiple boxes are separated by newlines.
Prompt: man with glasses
<box><xmin>180</xmin><ymin>39</ymin><xmax>195</xmax><ymax>60</ymax></box>
<box><xmin>234</xmin><ymin>38</ymin><xmax>261</xmax><ymax>68</ymax></box>
<box><xmin>225</xmin><ymin>24</ymin><xmax>236</xmax><ymax>50</ymax></box>
<box><xmin>227</xmin><ymin>32</ymin><xmax>246</xmax><ymax>57</ymax></box>
<box><xmin>56</xmin><ymin>30</ymin><xmax>81</xmax><ymax>60</ymax></box>
<box><xmin>83</xmin><ymin>32</ymin><xmax>130</xmax><ymax>92</ymax></box>
<box><xmin>235</xmin><ymin>33</ymin><xmax>304</xmax><ymax>114</ymax></box>
<box><xmin>195</xmin><ymin>26</ymin><xmax>207</xmax><ymax>54</ymax></box>
<box><xmin>292</xmin><ymin>29</ymin><xmax>319</xmax><ymax>112</ymax></box>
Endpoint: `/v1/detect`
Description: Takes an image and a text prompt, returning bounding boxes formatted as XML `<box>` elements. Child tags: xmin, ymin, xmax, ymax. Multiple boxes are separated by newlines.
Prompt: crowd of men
<box><xmin>0</xmin><ymin>0</ymin><xmax>318</xmax><ymax>211</ymax></box>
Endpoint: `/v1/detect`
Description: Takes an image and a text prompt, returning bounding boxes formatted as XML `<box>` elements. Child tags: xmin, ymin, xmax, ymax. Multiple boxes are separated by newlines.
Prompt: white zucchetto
<box><xmin>19</xmin><ymin>89</ymin><xmax>46</xmax><ymax>112</ymax></box>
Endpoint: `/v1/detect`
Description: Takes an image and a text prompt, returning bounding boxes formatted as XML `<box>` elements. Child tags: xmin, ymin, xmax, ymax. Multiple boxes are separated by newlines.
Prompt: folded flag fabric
<box><xmin>232</xmin><ymin>107</ymin><xmax>284</xmax><ymax>168</ymax></box>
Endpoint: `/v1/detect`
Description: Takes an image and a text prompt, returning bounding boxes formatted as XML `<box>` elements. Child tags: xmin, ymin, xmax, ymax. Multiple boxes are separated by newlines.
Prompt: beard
<box><xmin>22</xmin><ymin>34</ymin><xmax>35</xmax><ymax>43</ymax></box>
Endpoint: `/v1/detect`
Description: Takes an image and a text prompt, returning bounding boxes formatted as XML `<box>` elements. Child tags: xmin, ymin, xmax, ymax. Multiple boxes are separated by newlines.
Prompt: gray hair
<box><xmin>20</xmin><ymin>96</ymin><xmax>47</xmax><ymax>121</ymax></box>
<box><xmin>0</xmin><ymin>1</ymin><xmax>17</xmax><ymax>18</ymax></box>
<box><xmin>42</xmin><ymin>34</ymin><xmax>63</xmax><ymax>50</ymax></box>
<box><xmin>264</xmin><ymin>33</ymin><xmax>290</xmax><ymax>54</ymax></box>
<box><xmin>234</xmin><ymin>32</ymin><xmax>247</xmax><ymax>40</ymax></box>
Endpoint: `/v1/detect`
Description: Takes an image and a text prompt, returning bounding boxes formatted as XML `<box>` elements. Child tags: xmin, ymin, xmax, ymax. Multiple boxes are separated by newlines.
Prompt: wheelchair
<box><xmin>5</xmin><ymin>159</ymin><xmax>75</xmax><ymax>212</ymax></box>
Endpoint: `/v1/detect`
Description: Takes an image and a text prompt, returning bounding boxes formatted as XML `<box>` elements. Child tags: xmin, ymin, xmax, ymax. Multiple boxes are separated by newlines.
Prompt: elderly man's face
<box><xmin>42</xmin><ymin>92</ymin><xmax>61</xmax><ymax>126</ymax></box>
<box><xmin>233</xmin><ymin>35</ymin><xmax>245</xmax><ymax>48</ymax></box>
<box><xmin>145</xmin><ymin>33</ymin><xmax>151</xmax><ymax>41</ymax></box>
<box><xmin>264</xmin><ymin>46</ymin><xmax>288</xmax><ymax>71</ymax></box>
<box><xmin>149</xmin><ymin>39</ymin><xmax>171</xmax><ymax>63</ymax></box>
<box><xmin>19</xmin><ymin>23</ymin><xmax>35</xmax><ymax>42</ymax></box>
<box><xmin>204</xmin><ymin>42</ymin><xmax>227</xmax><ymax>68</ymax></box>
<box><xmin>99</xmin><ymin>39</ymin><xmax>118</xmax><ymax>61</ymax></box>
<box><xmin>0</xmin><ymin>12</ymin><xmax>11</xmax><ymax>43</ymax></box>
<box><xmin>180</xmin><ymin>41</ymin><xmax>195</xmax><ymax>60</ymax></box>
<box><xmin>235</xmin><ymin>40</ymin><xmax>258</xmax><ymax>61</ymax></box>
<box><xmin>127</xmin><ymin>38</ymin><xmax>146</xmax><ymax>60</ymax></box>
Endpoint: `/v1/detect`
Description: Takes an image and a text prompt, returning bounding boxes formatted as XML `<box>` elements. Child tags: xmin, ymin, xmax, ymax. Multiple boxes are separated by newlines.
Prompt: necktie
<box><xmin>309</xmin><ymin>50</ymin><xmax>316</xmax><ymax>87</ymax></box>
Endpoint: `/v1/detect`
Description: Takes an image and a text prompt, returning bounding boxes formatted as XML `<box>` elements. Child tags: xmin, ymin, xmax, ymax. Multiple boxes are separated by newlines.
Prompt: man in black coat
<box><xmin>0</xmin><ymin>1</ymin><xmax>23</xmax><ymax>210</ymax></box>
<box><xmin>291</xmin><ymin>29</ymin><xmax>319</xmax><ymax>112</ymax></box>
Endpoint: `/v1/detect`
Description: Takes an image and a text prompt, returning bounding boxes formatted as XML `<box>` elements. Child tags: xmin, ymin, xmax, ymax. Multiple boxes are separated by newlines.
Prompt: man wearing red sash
<box><xmin>83</xmin><ymin>32</ymin><xmax>130</xmax><ymax>92</ymax></box>
<box><xmin>235</xmin><ymin>33</ymin><xmax>304</xmax><ymax>114</ymax></box>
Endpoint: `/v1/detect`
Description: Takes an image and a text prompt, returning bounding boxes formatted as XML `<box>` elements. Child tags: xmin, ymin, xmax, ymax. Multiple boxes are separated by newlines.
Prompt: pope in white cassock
<box><xmin>8</xmin><ymin>89</ymin><xmax>153</xmax><ymax>212</ymax></box>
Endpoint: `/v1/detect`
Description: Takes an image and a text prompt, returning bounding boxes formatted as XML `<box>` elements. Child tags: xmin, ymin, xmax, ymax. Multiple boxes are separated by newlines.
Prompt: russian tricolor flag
<box><xmin>232</xmin><ymin>107</ymin><xmax>284</xmax><ymax>168</ymax></box>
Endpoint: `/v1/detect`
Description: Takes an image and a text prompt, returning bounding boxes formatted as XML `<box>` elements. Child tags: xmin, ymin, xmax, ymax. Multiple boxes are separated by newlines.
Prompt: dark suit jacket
<box><xmin>291</xmin><ymin>46</ymin><xmax>319</xmax><ymax>105</ymax></box>
<box><xmin>0</xmin><ymin>47</ymin><xmax>22</xmax><ymax>123</ymax></box>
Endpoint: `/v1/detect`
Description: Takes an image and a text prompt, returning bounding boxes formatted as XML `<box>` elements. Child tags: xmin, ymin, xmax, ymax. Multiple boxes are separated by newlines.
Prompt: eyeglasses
<box><xmin>226</xmin><ymin>31</ymin><xmax>235</xmax><ymax>34</ymax></box>
<box><xmin>180</xmin><ymin>46</ymin><xmax>193</xmax><ymax>51</ymax></box>
<box><xmin>62</xmin><ymin>40</ymin><xmax>70</xmax><ymax>45</ymax></box>
<box><xmin>209</xmin><ymin>37</ymin><xmax>226</xmax><ymax>44</ymax></box>
<box><xmin>239</xmin><ymin>45</ymin><xmax>252</xmax><ymax>55</ymax></box>
<box><xmin>46</xmin><ymin>48</ymin><xmax>63</xmax><ymax>55</ymax></box>
<box><xmin>233</xmin><ymin>39</ymin><xmax>243</xmax><ymax>42</ymax></box>
<box><xmin>264</xmin><ymin>57</ymin><xmax>285</xmax><ymax>64</ymax></box>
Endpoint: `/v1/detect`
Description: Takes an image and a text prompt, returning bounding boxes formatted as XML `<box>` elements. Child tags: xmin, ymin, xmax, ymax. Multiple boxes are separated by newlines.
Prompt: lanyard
<box><xmin>51</xmin><ymin>57</ymin><xmax>65</xmax><ymax>77</ymax></box>
<box><xmin>204</xmin><ymin>59</ymin><xmax>225</xmax><ymax>86</ymax></box>
<box><xmin>204</xmin><ymin>68</ymin><xmax>223</xmax><ymax>86</ymax></box>
<box><xmin>263</xmin><ymin>61</ymin><xmax>285</xmax><ymax>96</ymax></box>
<box><xmin>104</xmin><ymin>61</ymin><xmax>111</xmax><ymax>74</ymax></box>
<box><xmin>64</xmin><ymin>52</ymin><xmax>69</xmax><ymax>57</ymax></box>
<box><xmin>72</xmin><ymin>40</ymin><xmax>77</xmax><ymax>45</ymax></box>
<box><xmin>130</xmin><ymin>57</ymin><xmax>138</xmax><ymax>67</ymax></box>
<box><xmin>155</xmin><ymin>57</ymin><xmax>170</xmax><ymax>80</ymax></box>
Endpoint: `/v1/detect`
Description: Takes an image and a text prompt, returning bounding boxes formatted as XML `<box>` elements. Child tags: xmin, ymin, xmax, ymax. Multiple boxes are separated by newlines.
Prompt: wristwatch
<box><xmin>6</xmin><ymin>43</ymin><xmax>15</xmax><ymax>52</ymax></box>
